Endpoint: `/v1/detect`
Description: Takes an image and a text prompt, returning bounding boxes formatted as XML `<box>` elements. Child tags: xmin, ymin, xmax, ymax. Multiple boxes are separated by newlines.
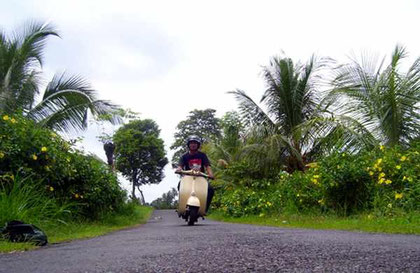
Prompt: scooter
<box><xmin>175</xmin><ymin>169</ymin><xmax>211</xmax><ymax>226</ymax></box>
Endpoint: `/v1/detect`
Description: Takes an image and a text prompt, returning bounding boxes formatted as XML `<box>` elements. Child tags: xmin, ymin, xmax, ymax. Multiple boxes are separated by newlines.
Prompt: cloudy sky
<box><xmin>2</xmin><ymin>0</ymin><xmax>419</xmax><ymax>202</ymax></box>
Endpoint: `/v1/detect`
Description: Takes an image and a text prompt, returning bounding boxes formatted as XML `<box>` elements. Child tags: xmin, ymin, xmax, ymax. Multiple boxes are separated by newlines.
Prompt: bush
<box><xmin>0</xmin><ymin>113</ymin><xmax>127</xmax><ymax>219</ymax></box>
<box><xmin>213</xmin><ymin>142</ymin><xmax>419</xmax><ymax>217</ymax></box>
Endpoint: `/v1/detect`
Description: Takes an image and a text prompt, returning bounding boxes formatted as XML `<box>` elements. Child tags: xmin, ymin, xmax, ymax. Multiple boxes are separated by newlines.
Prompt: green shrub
<box><xmin>213</xmin><ymin>142</ymin><xmax>419</xmax><ymax>217</ymax></box>
<box><xmin>0</xmin><ymin>113</ymin><xmax>127</xmax><ymax>219</ymax></box>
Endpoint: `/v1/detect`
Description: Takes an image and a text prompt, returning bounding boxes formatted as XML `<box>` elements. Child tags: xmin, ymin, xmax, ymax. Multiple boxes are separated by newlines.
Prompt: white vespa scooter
<box><xmin>175</xmin><ymin>169</ymin><xmax>211</xmax><ymax>226</ymax></box>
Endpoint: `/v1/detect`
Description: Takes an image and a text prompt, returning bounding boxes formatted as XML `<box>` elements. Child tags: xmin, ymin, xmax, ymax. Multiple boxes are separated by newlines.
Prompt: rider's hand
<box><xmin>175</xmin><ymin>167</ymin><xmax>182</xmax><ymax>173</ymax></box>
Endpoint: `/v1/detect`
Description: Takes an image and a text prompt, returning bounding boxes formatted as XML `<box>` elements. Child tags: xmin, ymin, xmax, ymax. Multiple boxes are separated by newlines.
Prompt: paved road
<box><xmin>1</xmin><ymin>210</ymin><xmax>419</xmax><ymax>273</ymax></box>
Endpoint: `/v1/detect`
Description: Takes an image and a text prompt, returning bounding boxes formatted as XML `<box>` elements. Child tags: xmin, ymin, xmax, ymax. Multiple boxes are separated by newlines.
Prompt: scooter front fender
<box><xmin>186</xmin><ymin>196</ymin><xmax>200</xmax><ymax>207</ymax></box>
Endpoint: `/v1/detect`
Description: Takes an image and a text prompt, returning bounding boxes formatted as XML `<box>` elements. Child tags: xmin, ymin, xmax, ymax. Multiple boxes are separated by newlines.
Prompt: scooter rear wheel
<box><xmin>188</xmin><ymin>206</ymin><xmax>199</xmax><ymax>226</ymax></box>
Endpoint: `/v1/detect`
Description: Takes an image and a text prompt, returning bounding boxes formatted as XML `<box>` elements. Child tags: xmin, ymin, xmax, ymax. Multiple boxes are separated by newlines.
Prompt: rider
<box><xmin>176</xmin><ymin>135</ymin><xmax>215</xmax><ymax>213</ymax></box>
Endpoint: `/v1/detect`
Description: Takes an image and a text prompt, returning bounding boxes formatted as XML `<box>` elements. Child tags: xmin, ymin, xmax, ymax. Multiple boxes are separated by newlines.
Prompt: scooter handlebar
<box><xmin>175</xmin><ymin>170</ymin><xmax>214</xmax><ymax>180</ymax></box>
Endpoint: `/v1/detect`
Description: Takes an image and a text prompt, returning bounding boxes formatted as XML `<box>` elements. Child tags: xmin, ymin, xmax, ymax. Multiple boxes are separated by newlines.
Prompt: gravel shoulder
<box><xmin>0</xmin><ymin>210</ymin><xmax>419</xmax><ymax>273</ymax></box>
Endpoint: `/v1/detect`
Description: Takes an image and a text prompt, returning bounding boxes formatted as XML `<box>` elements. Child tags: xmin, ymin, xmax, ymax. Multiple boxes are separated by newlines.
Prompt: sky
<box><xmin>1</xmin><ymin>0</ymin><xmax>419</xmax><ymax>202</ymax></box>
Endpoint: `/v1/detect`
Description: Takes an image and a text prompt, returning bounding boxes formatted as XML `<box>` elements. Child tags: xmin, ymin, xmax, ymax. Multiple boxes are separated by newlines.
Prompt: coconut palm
<box><xmin>329</xmin><ymin>45</ymin><xmax>420</xmax><ymax>147</ymax></box>
<box><xmin>0</xmin><ymin>21</ymin><xmax>121</xmax><ymax>132</ymax></box>
<box><xmin>230</xmin><ymin>55</ymin><xmax>329</xmax><ymax>172</ymax></box>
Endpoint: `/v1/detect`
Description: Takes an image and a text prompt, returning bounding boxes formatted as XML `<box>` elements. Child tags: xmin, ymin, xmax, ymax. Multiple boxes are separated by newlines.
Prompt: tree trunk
<box><xmin>137</xmin><ymin>186</ymin><xmax>145</xmax><ymax>205</ymax></box>
<box><xmin>132</xmin><ymin>173</ymin><xmax>137</xmax><ymax>200</ymax></box>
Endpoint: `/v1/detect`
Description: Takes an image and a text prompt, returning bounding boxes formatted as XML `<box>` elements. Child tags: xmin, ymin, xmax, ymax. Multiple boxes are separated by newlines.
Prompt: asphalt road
<box><xmin>0</xmin><ymin>210</ymin><xmax>419</xmax><ymax>273</ymax></box>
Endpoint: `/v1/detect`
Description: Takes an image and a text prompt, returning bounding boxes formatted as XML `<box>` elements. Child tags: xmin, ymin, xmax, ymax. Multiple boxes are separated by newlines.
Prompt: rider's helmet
<box><xmin>186</xmin><ymin>135</ymin><xmax>201</xmax><ymax>148</ymax></box>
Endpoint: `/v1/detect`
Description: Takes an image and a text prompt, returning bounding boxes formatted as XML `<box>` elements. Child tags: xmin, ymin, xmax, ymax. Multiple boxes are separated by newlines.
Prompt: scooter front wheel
<box><xmin>187</xmin><ymin>206</ymin><xmax>199</xmax><ymax>226</ymax></box>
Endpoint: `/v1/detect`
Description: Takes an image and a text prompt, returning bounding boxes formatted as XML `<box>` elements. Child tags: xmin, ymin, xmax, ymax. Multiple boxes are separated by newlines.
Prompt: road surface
<box><xmin>0</xmin><ymin>210</ymin><xmax>419</xmax><ymax>272</ymax></box>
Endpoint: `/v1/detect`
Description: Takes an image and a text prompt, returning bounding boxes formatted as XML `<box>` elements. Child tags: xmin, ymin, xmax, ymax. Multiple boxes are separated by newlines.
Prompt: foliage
<box><xmin>328</xmin><ymin>45</ymin><xmax>420</xmax><ymax>147</ymax></box>
<box><xmin>0</xmin><ymin>173</ymin><xmax>73</xmax><ymax>227</ymax></box>
<box><xmin>113</xmin><ymin>119</ymin><xmax>168</xmax><ymax>202</ymax></box>
<box><xmin>229</xmin><ymin>55</ymin><xmax>330</xmax><ymax>172</ymax></box>
<box><xmin>205</xmin><ymin>111</ymin><xmax>244</xmax><ymax>167</ymax></box>
<box><xmin>150</xmin><ymin>188</ymin><xmax>178</xmax><ymax>209</ymax></box>
<box><xmin>213</xmin><ymin>142</ymin><xmax>419</xmax><ymax>217</ymax></box>
<box><xmin>0</xmin><ymin>21</ymin><xmax>121</xmax><ymax>132</ymax></box>
<box><xmin>170</xmin><ymin>109</ymin><xmax>221</xmax><ymax>165</ymax></box>
<box><xmin>0</xmin><ymin>113</ymin><xmax>127</xmax><ymax>219</ymax></box>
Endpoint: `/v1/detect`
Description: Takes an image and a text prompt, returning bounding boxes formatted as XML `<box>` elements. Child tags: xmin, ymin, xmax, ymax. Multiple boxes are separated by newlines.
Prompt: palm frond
<box><xmin>15</xmin><ymin>21</ymin><xmax>59</xmax><ymax>68</ymax></box>
<box><xmin>28</xmin><ymin>73</ymin><xmax>121</xmax><ymax>132</ymax></box>
<box><xmin>228</xmin><ymin>89</ymin><xmax>275</xmax><ymax>133</ymax></box>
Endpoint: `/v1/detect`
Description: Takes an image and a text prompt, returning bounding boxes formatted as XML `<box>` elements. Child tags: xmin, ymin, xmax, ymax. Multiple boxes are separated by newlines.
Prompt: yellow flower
<box><xmin>379</xmin><ymin>172</ymin><xmax>385</xmax><ymax>178</ymax></box>
<box><xmin>49</xmin><ymin>186</ymin><xmax>54</xmax><ymax>192</ymax></box>
<box><xmin>306</xmin><ymin>162</ymin><xmax>318</xmax><ymax>168</ymax></box>
<box><xmin>378</xmin><ymin>167</ymin><xmax>382</xmax><ymax>172</ymax></box>
<box><xmin>380</xmin><ymin>145</ymin><xmax>385</xmax><ymax>151</ymax></box>
<box><xmin>367</xmin><ymin>214</ymin><xmax>373</xmax><ymax>220</ymax></box>
<box><xmin>407</xmin><ymin>177</ymin><xmax>413</xmax><ymax>182</ymax></box>
<box><xmin>41</xmin><ymin>147</ymin><xmax>48</xmax><ymax>152</ymax></box>
<box><xmin>296</xmin><ymin>193</ymin><xmax>300</xmax><ymax>197</ymax></box>
<box><xmin>32</xmin><ymin>154</ymin><xmax>38</xmax><ymax>160</ymax></box>
<box><xmin>395</xmin><ymin>193</ymin><xmax>403</xmax><ymax>199</ymax></box>
<box><xmin>311</xmin><ymin>178</ymin><xmax>319</xmax><ymax>184</ymax></box>
<box><xmin>2</xmin><ymin>115</ymin><xmax>9</xmax><ymax>121</ymax></box>
<box><xmin>378</xmin><ymin>178</ymin><xmax>385</xmax><ymax>184</ymax></box>
<box><xmin>0</xmin><ymin>152</ymin><xmax>4</xmax><ymax>159</ymax></box>
<box><xmin>387</xmin><ymin>203</ymin><xmax>392</xmax><ymax>208</ymax></box>
<box><xmin>10</xmin><ymin>118</ymin><xmax>16</xmax><ymax>123</ymax></box>
<box><xmin>396</xmin><ymin>165</ymin><xmax>401</xmax><ymax>170</ymax></box>
<box><xmin>385</xmin><ymin>179</ymin><xmax>392</xmax><ymax>185</ymax></box>
<box><xmin>75</xmin><ymin>194</ymin><xmax>80</xmax><ymax>199</ymax></box>
<box><xmin>403</xmin><ymin>176</ymin><xmax>407</xmax><ymax>181</ymax></box>
<box><xmin>369</xmin><ymin>171</ymin><xmax>374</xmax><ymax>176</ymax></box>
<box><xmin>318</xmin><ymin>199</ymin><xmax>325</xmax><ymax>205</ymax></box>
<box><xmin>377</xmin><ymin>158</ymin><xmax>383</xmax><ymax>164</ymax></box>
<box><xmin>400</xmin><ymin>156</ymin><xmax>407</xmax><ymax>161</ymax></box>
<box><xmin>50</xmin><ymin>132</ymin><xmax>57</xmax><ymax>138</ymax></box>
<box><xmin>313</xmin><ymin>175</ymin><xmax>320</xmax><ymax>179</ymax></box>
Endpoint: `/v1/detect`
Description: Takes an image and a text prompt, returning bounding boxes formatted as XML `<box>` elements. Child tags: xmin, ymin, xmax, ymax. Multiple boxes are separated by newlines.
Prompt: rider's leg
<box><xmin>205</xmin><ymin>184</ymin><xmax>214</xmax><ymax>213</ymax></box>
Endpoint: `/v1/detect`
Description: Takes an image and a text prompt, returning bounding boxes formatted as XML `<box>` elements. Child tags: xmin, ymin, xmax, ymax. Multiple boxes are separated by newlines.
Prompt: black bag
<box><xmin>0</xmin><ymin>220</ymin><xmax>48</xmax><ymax>246</ymax></box>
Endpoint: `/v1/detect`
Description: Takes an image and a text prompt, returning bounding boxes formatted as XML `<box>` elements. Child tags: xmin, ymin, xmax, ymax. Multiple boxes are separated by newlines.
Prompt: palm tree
<box><xmin>0</xmin><ymin>21</ymin><xmax>121</xmax><ymax>132</ymax></box>
<box><xmin>329</xmin><ymin>45</ymin><xmax>420</xmax><ymax>147</ymax></box>
<box><xmin>230</xmin><ymin>55</ymin><xmax>329</xmax><ymax>172</ymax></box>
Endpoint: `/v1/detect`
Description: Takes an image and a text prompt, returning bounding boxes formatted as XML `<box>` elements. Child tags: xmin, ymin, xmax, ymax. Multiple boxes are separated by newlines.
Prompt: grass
<box><xmin>208</xmin><ymin>211</ymin><xmax>420</xmax><ymax>234</ymax></box>
<box><xmin>0</xmin><ymin>205</ymin><xmax>154</xmax><ymax>253</ymax></box>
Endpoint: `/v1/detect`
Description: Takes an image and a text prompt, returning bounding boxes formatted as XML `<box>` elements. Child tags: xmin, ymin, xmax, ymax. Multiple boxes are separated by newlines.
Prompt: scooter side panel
<box><xmin>178</xmin><ymin>176</ymin><xmax>208</xmax><ymax>216</ymax></box>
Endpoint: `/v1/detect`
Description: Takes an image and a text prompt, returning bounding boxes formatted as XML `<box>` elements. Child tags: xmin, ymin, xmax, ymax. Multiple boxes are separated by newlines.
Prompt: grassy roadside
<box><xmin>208</xmin><ymin>211</ymin><xmax>420</xmax><ymax>234</ymax></box>
<box><xmin>0</xmin><ymin>206</ymin><xmax>154</xmax><ymax>253</ymax></box>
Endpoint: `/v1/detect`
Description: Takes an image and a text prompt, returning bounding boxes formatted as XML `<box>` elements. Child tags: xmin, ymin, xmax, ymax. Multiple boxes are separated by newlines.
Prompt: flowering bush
<box><xmin>213</xmin><ymin>142</ymin><xmax>419</xmax><ymax>217</ymax></box>
<box><xmin>0</xmin><ymin>113</ymin><xmax>127</xmax><ymax>219</ymax></box>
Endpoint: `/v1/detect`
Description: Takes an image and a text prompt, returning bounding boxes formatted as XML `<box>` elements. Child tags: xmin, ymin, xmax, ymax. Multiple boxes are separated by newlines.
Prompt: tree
<box><xmin>328</xmin><ymin>45</ymin><xmax>420</xmax><ymax>147</ymax></box>
<box><xmin>150</xmin><ymin>188</ymin><xmax>178</xmax><ymax>209</ymax></box>
<box><xmin>0</xmin><ymin>21</ymin><xmax>121</xmax><ymax>132</ymax></box>
<box><xmin>170</xmin><ymin>109</ymin><xmax>221</xmax><ymax>165</ymax></box>
<box><xmin>113</xmin><ymin>119</ymin><xmax>168</xmax><ymax>203</ymax></box>
<box><xmin>206</xmin><ymin>111</ymin><xmax>245</xmax><ymax>166</ymax></box>
<box><xmin>230</xmin><ymin>55</ymin><xmax>329</xmax><ymax>172</ymax></box>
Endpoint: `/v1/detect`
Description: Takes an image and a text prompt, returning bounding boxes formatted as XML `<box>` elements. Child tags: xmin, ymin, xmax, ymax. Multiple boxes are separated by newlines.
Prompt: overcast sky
<box><xmin>2</xmin><ymin>0</ymin><xmax>419</xmax><ymax>202</ymax></box>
